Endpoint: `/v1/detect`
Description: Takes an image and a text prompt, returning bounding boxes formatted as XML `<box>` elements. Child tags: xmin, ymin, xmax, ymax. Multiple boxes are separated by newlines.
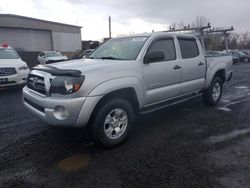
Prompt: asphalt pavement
<box><xmin>0</xmin><ymin>63</ymin><xmax>250</xmax><ymax>188</ymax></box>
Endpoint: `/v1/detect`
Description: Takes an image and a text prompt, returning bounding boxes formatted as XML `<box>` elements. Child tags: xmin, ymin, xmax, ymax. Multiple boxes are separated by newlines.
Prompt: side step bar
<box><xmin>140</xmin><ymin>92</ymin><xmax>202</xmax><ymax>114</ymax></box>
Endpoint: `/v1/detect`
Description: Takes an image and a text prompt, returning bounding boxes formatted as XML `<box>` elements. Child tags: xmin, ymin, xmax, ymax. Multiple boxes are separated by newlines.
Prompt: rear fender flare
<box><xmin>205</xmin><ymin>63</ymin><xmax>226</xmax><ymax>89</ymax></box>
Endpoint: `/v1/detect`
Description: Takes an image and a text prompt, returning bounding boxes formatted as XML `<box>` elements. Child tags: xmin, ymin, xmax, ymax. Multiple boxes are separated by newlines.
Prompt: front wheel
<box><xmin>91</xmin><ymin>98</ymin><xmax>135</xmax><ymax>148</ymax></box>
<box><xmin>203</xmin><ymin>77</ymin><xmax>223</xmax><ymax>106</ymax></box>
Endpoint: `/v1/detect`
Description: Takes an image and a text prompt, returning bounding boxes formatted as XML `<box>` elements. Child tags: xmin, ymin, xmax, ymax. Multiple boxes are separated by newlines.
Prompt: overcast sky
<box><xmin>0</xmin><ymin>0</ymin><xmax>249</xmax><ymax>40</ymax></box>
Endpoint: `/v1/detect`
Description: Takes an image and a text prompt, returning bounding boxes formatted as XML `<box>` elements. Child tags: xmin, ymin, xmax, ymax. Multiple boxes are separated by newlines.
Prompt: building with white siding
<box><xmin>0</xmin><ymin>14</ymin><xmax>82</xmax><ymax>52</ymax></box>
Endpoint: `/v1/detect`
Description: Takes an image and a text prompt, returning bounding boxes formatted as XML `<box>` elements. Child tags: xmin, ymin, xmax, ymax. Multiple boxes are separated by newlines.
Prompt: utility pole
<box><xmin>109</xmin><ymin>16</ymin><xmax>112</xmax><ymax>38</ymax></box>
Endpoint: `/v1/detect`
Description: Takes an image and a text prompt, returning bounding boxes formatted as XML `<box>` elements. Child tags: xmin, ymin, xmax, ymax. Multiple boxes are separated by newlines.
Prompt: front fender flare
<box><xmin>88</xmin><ymin>77</ymin><xmax>145</xmax><ymax>108</ymax></box>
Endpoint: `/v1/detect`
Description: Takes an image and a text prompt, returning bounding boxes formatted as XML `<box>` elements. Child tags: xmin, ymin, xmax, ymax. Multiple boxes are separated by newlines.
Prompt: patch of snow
<box><xmin>235</xmin><ymin>86</ymin><xmax>249</xmax><ymax>89</ymax></box>
<box><xmin>206</xmin><ymin>128</ymin><xmax>250</xmax><ymax>144</ymax></box>
<box><xmin>218</xmin><ymin>107</ymin><xmax>231</xmax><ymax>112</ymax></box>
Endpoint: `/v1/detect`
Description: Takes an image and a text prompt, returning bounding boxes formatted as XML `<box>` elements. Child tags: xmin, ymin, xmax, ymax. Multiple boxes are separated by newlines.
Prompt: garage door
<box><xmin>0</xmin><ymin>28</ymin><xmax>52</xmax><ymax>51</ymax></box>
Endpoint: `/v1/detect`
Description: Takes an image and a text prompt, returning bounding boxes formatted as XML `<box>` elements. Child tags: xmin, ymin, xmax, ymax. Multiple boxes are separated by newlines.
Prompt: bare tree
<box><xmin>191</xmin><ymin>16</ymin><xmax>210</xmax><ymax>28</ymax></box>
<box><xmin>176</xmin><ymin>20</ymin><xmax>186</xmax><ymax>29</ymax></box>
<box><xmin>229</xmin><ymin>33</ymin><xmax>240</xmax><ymax>49</ymax></box>
<box><xmin>170</xmin><ymin>16</ymin><xmax>209</xmax><ymax>30</ymax></box>
<box><xmin>170</xmin><ymin>21</ymin><xmax>186</xmax><ymax>30</ymax></box>
<box><xmin>241</xmin><ymin>31</ymin><xmax>249</xmax><ymax>48</ymax></box>
<box><xmin>170</xmin><ymin>22</ymin><xmax>177</xmax><ymax>30</ymax></box>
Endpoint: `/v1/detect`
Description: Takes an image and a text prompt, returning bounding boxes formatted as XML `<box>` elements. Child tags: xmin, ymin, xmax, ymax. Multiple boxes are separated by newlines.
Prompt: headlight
<box><xmin>50</xmin><ymin>75</ymin><xmax>85</xmax><ymax>95</ymax></box>
<box><xmin>19</xmin><ymin>65</ymin><xmax>29</xmax><ymax>70</ymax></box>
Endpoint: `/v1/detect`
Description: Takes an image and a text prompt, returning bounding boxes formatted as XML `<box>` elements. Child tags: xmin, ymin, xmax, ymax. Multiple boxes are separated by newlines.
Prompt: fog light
<box><xmin>53</xmin><ymin>106</ymin><xmax>69</xmax><ymax>120</ymax></box>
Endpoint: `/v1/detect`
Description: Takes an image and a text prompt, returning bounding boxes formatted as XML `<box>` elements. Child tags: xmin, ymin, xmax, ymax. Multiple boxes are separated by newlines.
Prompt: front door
<box><xmin>143</xmin><ymin>37</ymin><xmax>181</xmax><ymax>105</ymax></box>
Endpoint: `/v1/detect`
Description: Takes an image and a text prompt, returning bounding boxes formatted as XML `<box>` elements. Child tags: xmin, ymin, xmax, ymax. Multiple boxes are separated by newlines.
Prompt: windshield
<box><xmin>89</xmin><ymin>36</ymin><xmax>148</xmax><ymax>60</ymax></box>
<box><xmin>46</xmin><ymin>52</ymin><xmax>63</xmax><ymax>57</ymax></box>
<box><xmin>0</xmin><ymin>49</ymin><xmax>19</xmax><ymax>59</ymax></box>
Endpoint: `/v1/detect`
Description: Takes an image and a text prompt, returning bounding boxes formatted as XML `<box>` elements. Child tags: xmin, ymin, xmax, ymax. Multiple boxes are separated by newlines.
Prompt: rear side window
<box><xmin>148</xmin><ymin>39</ymin><xmax>176</xmax><ymax>61</ymax></box>
<box><xmin>178</xmin><ymin>38</ymin><xmax>199</xmax><ymax>59</ymax></box>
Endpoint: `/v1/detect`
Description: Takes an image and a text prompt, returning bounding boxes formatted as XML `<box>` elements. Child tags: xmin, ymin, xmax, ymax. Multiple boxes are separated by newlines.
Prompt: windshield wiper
<box><xmin>99</xmin><ymin>56</ymin><xmax>124</xmax><ymax>60</ymax></box>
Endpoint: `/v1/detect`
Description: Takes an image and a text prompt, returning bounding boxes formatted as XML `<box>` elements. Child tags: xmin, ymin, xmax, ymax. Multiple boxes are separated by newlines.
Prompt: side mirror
<box><xmin>144</xmin><ymin>51</ymin><xmax>165</xmax><ymax>64</ymax></box>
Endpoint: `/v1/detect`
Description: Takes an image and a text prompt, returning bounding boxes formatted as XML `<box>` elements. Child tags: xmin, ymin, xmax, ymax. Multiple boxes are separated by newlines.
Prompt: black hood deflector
<box><xmin>32</xmin><ymin>65</ymin><xmax>82</xmax><ymax>77</ymax></box>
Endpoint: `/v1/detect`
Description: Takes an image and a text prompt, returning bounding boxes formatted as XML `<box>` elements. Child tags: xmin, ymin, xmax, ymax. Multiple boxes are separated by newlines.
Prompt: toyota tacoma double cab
<box><xmin>23</xmin><ymin>33</ymin><xmax>233</xmax><ymax>147</ymax></box>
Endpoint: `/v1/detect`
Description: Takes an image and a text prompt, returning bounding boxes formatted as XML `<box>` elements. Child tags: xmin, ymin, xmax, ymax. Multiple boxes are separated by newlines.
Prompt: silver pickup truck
<box><xmin>23</xmin><ymin>32</ymin><xmax>233</xmax><ymax>147</ymax></box>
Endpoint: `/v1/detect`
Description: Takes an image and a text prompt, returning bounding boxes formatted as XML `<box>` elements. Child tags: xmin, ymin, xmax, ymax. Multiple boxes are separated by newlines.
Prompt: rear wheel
<box><xmin>91</xmin><ymin>98</ymin><xmax>135</xmax><ymax>148</ymax></box>
<box><xmin>203</xmin><ymin>77</ymin><xmax>223</xmax><ymax>106</ymax></box>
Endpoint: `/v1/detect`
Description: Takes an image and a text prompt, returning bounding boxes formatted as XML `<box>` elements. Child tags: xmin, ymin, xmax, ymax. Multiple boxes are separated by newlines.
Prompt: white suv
<box><xmin>0</xmin><ymin>44</ymin><xmax>30</xmax><ymax>88</ymax></box>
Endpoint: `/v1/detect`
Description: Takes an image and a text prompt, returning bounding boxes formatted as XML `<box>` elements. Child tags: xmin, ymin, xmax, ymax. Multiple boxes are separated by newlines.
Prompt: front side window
<box><xmin>89</xmin><ymin>36</ymin><xmax>148</xmax><ymax>60</ymax></box>
<box><xmin>0</xmin><ymin>49</ymin><xmax>19</xmax><ymax>59</ymax></box>
<box><xmin>178</xmin><ymin>38</ymin><xmax>199</xmax><ymax>59</ymax></box>
<box><xmin>147</xmin><ymin>38</ymin><xmax>176</xmax><ymax>61</ymax></box>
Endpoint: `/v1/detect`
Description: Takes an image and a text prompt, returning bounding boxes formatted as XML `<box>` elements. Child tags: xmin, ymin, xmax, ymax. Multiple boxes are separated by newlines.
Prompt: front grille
<box><xmin>27</xmin><ymin>74</ymin><xmax>46</xmax><ymax>95</ymax></box>
<box><xmin>0</xmin><ymin>67</ymin><xmax>17</xmax><ymax>77</ymax></box>
<box><xmin>0</xmin><ymin>81</ymin><xmax>16</xmax><ymax>85</ymax></box>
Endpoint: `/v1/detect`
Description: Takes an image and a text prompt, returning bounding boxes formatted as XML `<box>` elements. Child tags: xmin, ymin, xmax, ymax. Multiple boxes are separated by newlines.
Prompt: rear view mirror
<box><xmin>144</xmin><ymin>51</ymin><xmax>165</xmax><ymax>64</ymax></box>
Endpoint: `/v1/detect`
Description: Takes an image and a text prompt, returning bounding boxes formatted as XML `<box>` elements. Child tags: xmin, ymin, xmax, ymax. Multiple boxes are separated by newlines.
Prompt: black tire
<box><xmin>91</xmin><ymin>98</ymin><xmax>135</xmax><ymax>148</ymax></box>
<box><xmin>203</xmin><ymin>77</ymin><xmax>223</xmax><ymax>106</ymax></box>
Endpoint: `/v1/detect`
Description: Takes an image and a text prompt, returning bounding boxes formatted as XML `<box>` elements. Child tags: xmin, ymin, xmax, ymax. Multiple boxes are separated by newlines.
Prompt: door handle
<box><xmin>198</xmin><ymin>62</ymin><xmax>205</xmax><ymax>66</ymax></box>
<box><xmin>173</xmin><ymin>65</ymin><xmax>181</xmax><ymax>70</ymax></box>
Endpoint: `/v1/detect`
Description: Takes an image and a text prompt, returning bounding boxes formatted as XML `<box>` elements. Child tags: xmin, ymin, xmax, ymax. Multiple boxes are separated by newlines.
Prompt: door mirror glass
<box><xmin>144</xmin><ymin>51</ymin><xmax>165</xmax><ymax>64</ymax></box>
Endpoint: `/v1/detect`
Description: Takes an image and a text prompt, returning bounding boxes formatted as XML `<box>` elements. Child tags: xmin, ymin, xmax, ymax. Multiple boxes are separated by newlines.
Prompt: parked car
<box><xmin>23</xmin><ymin>33</ymin><xmax>233</xmax><ymax>147</ymax></box>
<box><xmin>37</xmin><ymin>51</ymin><xmax>68</xmax><ymax>64</ymax></box>
<box><xmin>205</xmin><ymin>50</ymin><xmax>221</xmax><ymax>56</ymax></box>
<box><xmin>82</xmin><ymin>49</ymin><xmax>95</xmax><ymax>58</ymax></box>
<box><xmin>241</xmin><ymin>51</ymin><xmax>250</xmax><ymax>60</ymax></box>
<box><xmin>222</xmin><ymin>50</ymin><xmax>246</xmax><ymax>64</ymax></box>
<box><xmin>0</xmin><ymin>44</ymin><xmax>29</xmax><ymax>88</ymax></box>
<box><xmin>232</xmin><ymin>51</ymin><xmax>249</xmax><ymax>63</ymax></box>
<box><xmin>231</xmin><ymin>53</ymin><xmax>240</xmax><ymax>64</ymax></box>
<box><xmin>71</xmin><ymin>49</ymin><xmax>95</xmax><ymax>60</ymax></box>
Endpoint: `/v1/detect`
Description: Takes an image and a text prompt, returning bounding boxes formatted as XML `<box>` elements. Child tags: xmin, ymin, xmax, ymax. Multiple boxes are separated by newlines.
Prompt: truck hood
<box><xmin>0</xmin><ymin>59</ymin><xmax>26</xmax><ymax>68</ymax></box>
<box><xmin>48</xmin><ymin>58</ymin><xmax>136</xmax><ymax>74</ymax></box>
<box><xmin>37</xmin><ymin>58</ymin><xmax>141</xmax><ymax>97</ymax></box>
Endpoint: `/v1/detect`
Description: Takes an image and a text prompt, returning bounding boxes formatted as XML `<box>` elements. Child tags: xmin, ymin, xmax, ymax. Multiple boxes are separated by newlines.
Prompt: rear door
<box><xmin>143</xmin><ymin>37</ymin><xmax>181</xmax><ymax>105</ymax></box>
<box><xmin>177</xmin><ymin>37</ymin><xmax>206</xmax><ymax>94</ymax></box>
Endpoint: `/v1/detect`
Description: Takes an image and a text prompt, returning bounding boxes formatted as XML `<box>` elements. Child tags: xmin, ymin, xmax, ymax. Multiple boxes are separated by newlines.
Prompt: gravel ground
<box><xmin>0</xmin><ymin>63</ymin><xmax>250</xmax><ymax>188</ymax></box>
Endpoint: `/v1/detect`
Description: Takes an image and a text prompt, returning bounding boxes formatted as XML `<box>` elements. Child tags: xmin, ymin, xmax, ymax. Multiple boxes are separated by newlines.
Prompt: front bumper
<box><xmin>22</xmin><ymin>86</ymin><xmax>101</xmax><ymax>127</ymax></box>
<box><xmin>0</xmin><ymin>71</ymin><xmax>29</xmax><ymax>87</ymax></box>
